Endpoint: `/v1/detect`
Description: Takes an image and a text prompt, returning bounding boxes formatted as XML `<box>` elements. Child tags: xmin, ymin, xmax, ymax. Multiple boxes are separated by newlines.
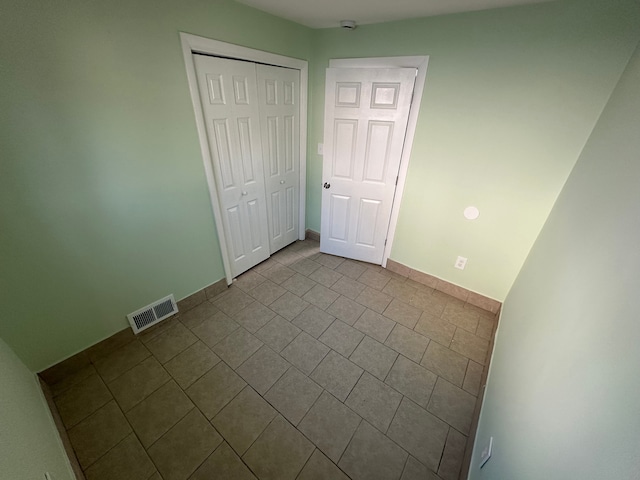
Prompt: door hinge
<box><xmin>395</xmin><ymin>176</ymin><xmax>399</xmax><ymax>186</ymax></box>
<box><xmin>384</xmin><ymin>239</ymin><xmax>387</xmax><ymax>246</ymax></box>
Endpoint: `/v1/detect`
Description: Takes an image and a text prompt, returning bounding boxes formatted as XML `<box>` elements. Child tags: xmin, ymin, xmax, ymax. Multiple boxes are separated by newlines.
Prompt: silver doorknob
<box><xmin>241</xmin><ymin>191</ymin><xmax>248</xmax><ymax>196</ymax></box>
<box><xmin>280</xmin><ymin>180</ymin><xmax>285</xmax><ymax>184</ymax></box>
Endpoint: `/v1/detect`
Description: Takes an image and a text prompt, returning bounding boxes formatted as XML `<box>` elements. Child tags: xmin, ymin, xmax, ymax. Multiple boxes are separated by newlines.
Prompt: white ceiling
<box><xmin>235</xmin><ymin>0</ymin><xmax>554</xmax><ymax>28</ymax></box>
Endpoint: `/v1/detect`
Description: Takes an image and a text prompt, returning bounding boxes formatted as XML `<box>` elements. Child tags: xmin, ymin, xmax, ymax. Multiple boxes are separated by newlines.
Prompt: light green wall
<box><xmin>0</xmin><ymin>335</ymin><xmax>74</xmax><ymax>480</ymax></box>
<box><xmin>0</xmin><ymin>0</ymin><xmax>312</xmax><ymax>371</ymax></box>
<box><xmin>308</xmin><ymin>0</ymin><xmax>640</xmax><ymax>301</ymax></box>
<box><xmin>470</xmin><ymin>40</ymin><xmax>640</xmax><ymax>479</ymax></box>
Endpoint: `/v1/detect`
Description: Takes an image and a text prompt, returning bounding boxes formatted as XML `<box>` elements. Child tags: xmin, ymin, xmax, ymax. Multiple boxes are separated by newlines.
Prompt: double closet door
<box><xmin>194</xmin><ymin>54</ymin><xmax>300</xmax><ymax>278</ymax></box>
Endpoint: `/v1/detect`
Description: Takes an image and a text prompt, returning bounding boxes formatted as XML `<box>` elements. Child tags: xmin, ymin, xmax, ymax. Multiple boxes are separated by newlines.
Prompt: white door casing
<box><xmin>194</xmin><ymin>54</ymin><xmax>270</xmax><ymax>277</ymax></box>
<box><xmin>257</xmin><ymin>64</ymin><xmax>300</xmax><ymax>254</ymax></box>
<box><xmin>320</xmin><ymin>67</ymin><xmax>416</xmax><ymax>264</ymax></box>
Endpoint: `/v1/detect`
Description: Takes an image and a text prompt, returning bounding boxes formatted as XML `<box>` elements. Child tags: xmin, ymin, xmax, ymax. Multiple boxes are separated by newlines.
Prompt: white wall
<box><xmin>469</xmin><ymin>41</ymin><xmax>640</xmax><ymax>479</ymax></box>
<box><xmin>0</xmin><ymin>336</ymin><xmax>74</xmax><ymax>480</ymax></box>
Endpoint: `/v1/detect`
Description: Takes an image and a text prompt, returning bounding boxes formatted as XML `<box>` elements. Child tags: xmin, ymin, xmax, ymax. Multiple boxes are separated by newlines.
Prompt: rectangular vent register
<box><xmin>126</xmin><ymin>294</ymin><xmax>178</xmax><ymax>333</ymax></box>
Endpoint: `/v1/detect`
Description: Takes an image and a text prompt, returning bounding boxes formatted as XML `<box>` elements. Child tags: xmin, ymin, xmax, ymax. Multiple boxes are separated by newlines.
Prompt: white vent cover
<box><xmin>126</xmin><ymin>294</ymin><xmax>178</xmax><ymax>334</ymax></box>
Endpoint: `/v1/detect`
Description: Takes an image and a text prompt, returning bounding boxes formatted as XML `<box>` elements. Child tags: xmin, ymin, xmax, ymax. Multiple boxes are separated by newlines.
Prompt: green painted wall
<box><xmin>470</xmin><ymin>40</ymin><xmax>640</xmax><ymax>479</ymax></box>
<box><xmin>308</xmin><ymin>0</ymin><xmax>640</xmax><ymax>301</ymax></box>
<box><xmin>0</xmin><ymin>0</ymin><xmax>312</xmax><ymax>371</ymax></box>
<box><xmin>0</xmin><ymin>335</ymin><xmax>74</xmax><ymax>479</ymax></box>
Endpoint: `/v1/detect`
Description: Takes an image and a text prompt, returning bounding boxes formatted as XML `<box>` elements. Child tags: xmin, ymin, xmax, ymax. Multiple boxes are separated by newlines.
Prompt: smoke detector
<box><xmin>340</xmin><ymin>20</ymin><xmax>357</xmax><ymax>30</ymax></box>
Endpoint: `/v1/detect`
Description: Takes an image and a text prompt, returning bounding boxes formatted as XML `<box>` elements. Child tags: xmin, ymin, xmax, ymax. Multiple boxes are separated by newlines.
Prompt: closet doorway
<box><xmin>181</xmin><ymin>34</ymin><xmax>308</xmax><ymax>283</ymax></box>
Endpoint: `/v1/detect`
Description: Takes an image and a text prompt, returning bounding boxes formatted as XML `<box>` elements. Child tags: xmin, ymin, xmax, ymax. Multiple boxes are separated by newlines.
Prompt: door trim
<box><xmin>328</xmin><ymin>56</ymin><xmax>429</xmax><ymax>268</ymax></box>
<box><xmin>180</xmin><ymin>32</ymin><xmax>308</xmax><ymax>284</ymax></box>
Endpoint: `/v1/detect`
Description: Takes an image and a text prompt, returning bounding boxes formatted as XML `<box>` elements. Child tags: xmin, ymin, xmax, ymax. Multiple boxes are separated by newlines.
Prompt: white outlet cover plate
<box><xmin>455</xmin><ymin>256</ymin><xmax>467</xmax><ymax>270</ymax></box>
<box><xmin>480</xmin><ymin>436</ymin><xmax>493</xmax><ymax>468</ymax></box>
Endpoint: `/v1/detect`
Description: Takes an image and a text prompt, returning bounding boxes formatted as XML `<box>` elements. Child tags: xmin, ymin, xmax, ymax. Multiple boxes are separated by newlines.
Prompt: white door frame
<box><xmin>328</xmin><ymin>56</ymin><xmax>428</xmax><ymax>267</ymax></box>
<box><xmin>180</xmin><ymin>33</ymin><xmax>308</xmax><ymax>284</ymax></box>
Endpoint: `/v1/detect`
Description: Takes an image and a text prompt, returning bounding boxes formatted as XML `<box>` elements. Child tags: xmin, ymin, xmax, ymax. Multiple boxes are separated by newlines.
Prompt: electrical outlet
<box><xmin>455</xmin><ymin>256</ymin><xmax>467</xmax><ymax>270</ymax></box>
<box><xmin>479</xmin><ymin>436</ymin><xmax>493</xmax><ymax>468</ymax></box>
<box><xmin>317</xmin><ymin>143</ymin><xmax>324</xmax><ymax>155</ymax></box>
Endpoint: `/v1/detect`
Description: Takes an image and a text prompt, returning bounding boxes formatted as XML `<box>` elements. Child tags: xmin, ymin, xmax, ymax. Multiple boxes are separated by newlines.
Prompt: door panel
<box><xmin>257</xmin><ymin>64</ymin><xmax>300</xmax><ymax>254</ymax></box>
<box><xmin>194</xmin><ymin>54</ymin><xmax>270</xmax><ymax>277</ymax></box>
<box><xmin>320</xmin><ymin>67</ymin><xmax>416</xmax><ymax>264</ymax></box>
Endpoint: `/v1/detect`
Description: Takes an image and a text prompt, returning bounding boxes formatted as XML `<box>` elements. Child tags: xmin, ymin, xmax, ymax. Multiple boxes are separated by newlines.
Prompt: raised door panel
<box><xmin>194</xmin><ymin>54</ymin><xmax>270</xmax><ymax>277</ymax></box>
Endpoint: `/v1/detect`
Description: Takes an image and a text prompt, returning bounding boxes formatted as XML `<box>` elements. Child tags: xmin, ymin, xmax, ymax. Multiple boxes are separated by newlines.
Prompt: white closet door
<box><xmin>194</xmin><ymin>54</ymin><xmax>270</xmax><ymax>277</ymax></box>
<box><xmin>320</xmin><ymin>67</ymin><xmax>416</xmax><ymax>264</ymax></box>
<box><xmin>257</xmin><ymin>64</ymin><xmax>300</xmax><ymax>254</ymax></box>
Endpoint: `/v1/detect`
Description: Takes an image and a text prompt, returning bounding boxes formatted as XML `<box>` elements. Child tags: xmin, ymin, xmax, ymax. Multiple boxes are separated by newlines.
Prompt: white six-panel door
<box><xmin>194</xmin><ymin>55</ymin><xmax>271</xmax><ymax>277</ymax></box>
<box><xmin>320</xmin><ymin>67</ymin><xmax>416</xmax><ymax>264</ymax></box>
<box><xmin>257</xmin><ymin>65</ymin><xmax>300</xmax><ymax>254</ymax></box>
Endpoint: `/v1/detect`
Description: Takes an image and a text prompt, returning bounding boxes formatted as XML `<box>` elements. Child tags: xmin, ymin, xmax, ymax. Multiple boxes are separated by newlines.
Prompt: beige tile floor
<box><xmin>44</xmin><ymin>240</ymin><xmax>497</xmax><ymax>480</ymax></box>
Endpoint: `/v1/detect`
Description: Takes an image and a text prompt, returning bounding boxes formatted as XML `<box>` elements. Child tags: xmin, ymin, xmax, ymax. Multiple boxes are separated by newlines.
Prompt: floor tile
<box><xmin>139</xmin><ymin>318</ymin><xmax>183</xmax><ymax>346</ymax></box>
<box><xmin>232</xmin><ymin>301</ymin><xmax>276</xmax><ymax>333</ymax></box>
<box><xmin>463</xmin><ymin>360</ymin><xmax>484</xmax><ymax>396</ymax></box>
<box><xmin>108</xmin><ymin>357</ymin><xmax>170</xmax><ymax>412</ymax></box>
<box><xmin>93</xmin><ymin>340</ymin><xmax>151</xmax><ymax>383</ymax></box>
<box><xmin>355</xmin><ymin>287</ymin><xmax>392</xmax><ymax>313</ymax></box>
<box><xmin>450</xmin><ymin>328</ymin><xmax>490</xmax><ymax>365</ymax></box>
<box><xmin>345</xmin><ymin>372</ymin><xmax>402</xmax><ymax>433</ymax></box>
<box><xmin>382</xmin><ymin>279</ymin><xmax>417</xmax><ymax>304</ymax></box>
<box><xmin>234</xmin><ymin>270</ymin><xmax>267</xmax><ymax>292</ymax></box>
<box><xmin>253</xmin><ymin>257</ymin><xmax>279</xmax><ymax>274</ymax></box>
<box><xmin>186</xmin><ymin>362</ymin><xmax>246</xmax><ymax>419</ymax></box>
<box><xmin>385</xmin><ymin>324</ymin><xmax>429</xmax><ymax>363</ymax></box>
<box><xmin>427</xmin><ymin>378</ymin><xmax>476</xmax><ymax>435</ymax></box>
<box><xmin>243</xmin><ymin>415</ymin><xmax>314</xmax><ymax>480</ymax></box>
<box><xmin>164</xmin><ymin>341</ymin><xmax>220</xmax><ymax>389</ymax></box>
<box><xmin>83</xmin><ymin>433</ymin><xmax>155</xmax><ymax>480</ymax></box>
<box><xmin>291</xmin><ymin>257</ymin><xmax>322</xmax><ymax>276</ymax></box>
<box><xmin>385</xmin><ymin>355</ymin><xmax>437</xmax><ymax>408</ymax></box>
<box><xmin>335</xmin><ymin>260</ymin><xmax>367</xmax><ymax>279</ymax></box>
<box><xmin>400</xmin><ymin>456</ymin><xmax>440</xmax><ymax>480</ymax></box>
<box><xmin>387</xmin><ymin>397</ymin><xmax>449</xmax><ymax>471</ymax></box>
<box><xmin>68</xmin><ymin>400</ymin><xmax>132</xmax><ymax>469</ymax></box>
<box><xmin>261</xmin><ymin>263</ymin><xmax>296</xmax><ymax>284</ymax></box>
<box><xmin>281</xmin><ymin>273</ymin><xmax>317</xmax><ymax>296</ymax></box>
<box><xmin>297</xmin><ymin>449</ymin><xmax>349</xmax><ymax>480</ymax></box>
<box><xmin>309</xmin><ymin>266</ymin><xmax>343</xmax><ymax>287</ymax></box>
<box><xmin>54</xmin><ymin>374</ymin><xmax>112</xmax><ymax>428</ymax></box>
<box><xmin>353</xmin><ymin>308</ymin><xmax>395</xmax><ymax>343</ymax></box>
<box><xmin>383</xmin><ymin>299</ymin><xmax>422</xmax><ymax>329</ymax></box>
<box><xmin>190</xmin><ymin>442</ymin><xmax>257</xmax><ymax>480</ymax></box>
<box><xmin>281</xmin><ymin>332</ymin><xmax>329</xmax><ymax>375</ymax></box>
<box><xmin>126</xmin><ymin>380</ymin><xmax>194</xmax><ymax>448</ymax></box>
<box><xmin>212</xmin><ymin>287</ymin><xmax>255</xmax><ymax>316</ymax></box>
<box><xmin>310</xmin><ymin>350</ymin><xmax>363</xmax><ymax>401</ymax></box>
<box><xmin>326</xmin><ymin>295</ymin><xmax>366</xmax><ymax>325</ymax></box>
<box><xmin>441</xmin><ymin>303</ymin><xmax>479</xmax><ymax>333</ymax></box>
<box><xmin>330</xmin><ymin>276</ymin><xmax>367</xmax><ymax>300</ymax></box>
<box><xmin>303</xmin><ymin>284</ymin><xmax>340</xmax><ymax>310</ymax></box>
<box><xmin>269</xmin><ymin>291</ymin><xmax>309</xmax><ymax>320</ymax></box>
<box><xmin>319</xmin><ymin>319</ymin><xmax>364</xmax><ymax>357</ymax></box>
<box><xmin>145</xmin><ymin>322</ymin><xmax>197</xmax><ymax>364</ymax></box>
<box><xmin>50</xmin><ymin>364</ymin><xmax>98</xmax><ymax>398</ymax></box>
<box><xmin>292</xmin><ymin>305</ymin><xmax>335</xmax><ymax>338</ymax></box>
<box><xmin>338</xmin><ymin>421</ymin><xmax>408</xmax><ymax>480</ymax></box>
<box><xmin>414</xmin><ymin>312</ymin><xmax>456</xmax><ymax>347</ymax></box>
<box><xmin>249</xmin><ymin>280</ymin><xmax>287</xmax><ymax>305</ymax></box>
<box><xmin>148</xmin><ymin>409</ymin><xmax>222</xmax><ymax>480</ymax></box>
<box><xmin>409</xmin><ymin>290</ymin><xmax>447</xmax><ymax>317</ymax></box>
<box><xmin>420</xmin><ymin>341</ymin><xmax>468</xmax><ymax>387</ymax></box>
<box><xmin>212</xmin><ymin>386</ymin><xmax>276</xmax><ymax>455</ymax></box>
<box><xmin>271</xmin><ymin>248</ymin><xmax>304</xmax><ymax>266</ymax></box>
<box><xmin>236</xmin><ymin>345</ymin><xmax>290</xmax><ymax>395</ymax></box>
<box><xmin>179</xmin><ymin>300</ymin><xmax>219</xmax><ymax>330</ymax></box>
<box><xmin>438</xmin><ymin>427</ymin><xmax>467</xmax><ymax>480</ymax></box>
<box><xmin>256</xmin><ymin>315</ymin><xmax>301</xmax><ymax>352</ymax></box>
<box><xmin>265</xmin><ymin>367</ymin><xmax>322</xmax><ymax>425</ymax></box>
<box><xmin>475</xmin><ymin>316</ymin><xmax>495</xmax><ymax>341</ymax></box>
<box><xmin>314</xmin><ymin>253</ymin><xmax>345</xmax><ymax>270</ymax></box>
<box><xmin>87</xmin><ymin>329</ymin><xmax>137</xmax><ymax>361</ymax></box>
<box><xmin>350</xmin><ymin>336</ymin><xmax>398</xmax><ymax>381</ymax></box>
<box><xmin>298</xmin><ymin>391</ymin><xmax>361</xmax><ymax>462</ymax></box>
<box><xmin>191</xmin><ymin>311</ymin><xmax>240</xmax><ymax>348</ymax></box>
<box><xmin>212</xmin><ymin>327</ymin><xmax>263</xmax><ymax>369</ymax></box>
<box><xmin>358</xmin><ymin>269</ymin><xmax>391</xmax><ymax>290</ymax></box>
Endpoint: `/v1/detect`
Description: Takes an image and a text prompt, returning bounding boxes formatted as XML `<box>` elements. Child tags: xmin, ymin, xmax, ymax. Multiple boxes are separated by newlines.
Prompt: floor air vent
<box><xmin>127</xmin><ymin>294</ymin><xmax>178</xmax><ymax>334</ymax></box>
